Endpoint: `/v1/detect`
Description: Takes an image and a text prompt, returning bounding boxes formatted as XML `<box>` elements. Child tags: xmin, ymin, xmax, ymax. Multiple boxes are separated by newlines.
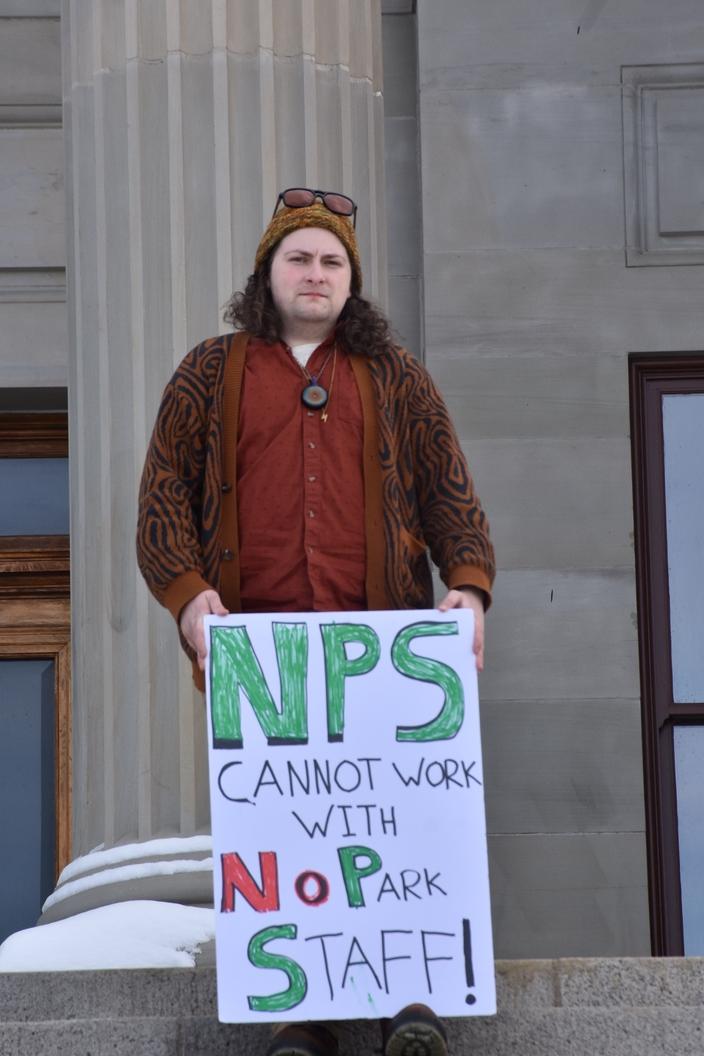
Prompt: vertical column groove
<box><xmin>258</xmin><ymin>0</ymin><xmax>277</xmax><ymax>221</ymax></box>
<box><xmin>166</xmin><ymin>0</ymin><xmax>187</xmax><ymax>365</ymax></box>
<box><xmin>212</xmin><ymin>0</ymin><xmax>233</xmax><ymax>316</ymax></box>
<box><xmin>124</xmin><ymin>0</ymin><xmax>152</xmax><ymax>841</ymax></box>
<box><xmin>91</xmin><ymin>2</ymin><xmax>116</xmax><ymax>847</ymax></box>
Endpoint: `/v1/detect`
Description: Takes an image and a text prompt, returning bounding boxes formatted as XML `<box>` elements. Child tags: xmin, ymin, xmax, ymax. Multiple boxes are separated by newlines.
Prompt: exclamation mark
<box><xmin>462</xmin><ymin>918</ymin><xmax>476</xmax><ymax>1004</ymax></box>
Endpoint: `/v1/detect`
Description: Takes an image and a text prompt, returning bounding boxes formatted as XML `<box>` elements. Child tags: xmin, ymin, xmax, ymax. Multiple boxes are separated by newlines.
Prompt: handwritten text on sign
<box><xmin>205</xmin><ymin>610</ymin><xmax>495</xmax><ymax>1023</ymax></box>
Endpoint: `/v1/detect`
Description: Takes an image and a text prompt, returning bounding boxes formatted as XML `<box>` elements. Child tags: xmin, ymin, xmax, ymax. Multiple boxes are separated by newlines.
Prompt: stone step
<box><xmin>1</xmin><ymin>958</ymin><xmax>704</xmax><ymax>1056</ymax></box>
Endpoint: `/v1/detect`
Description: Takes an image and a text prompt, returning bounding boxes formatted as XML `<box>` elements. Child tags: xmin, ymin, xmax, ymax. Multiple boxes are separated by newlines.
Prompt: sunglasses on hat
<box><xmin>272</xmin><ymin>187</ymin><xmax>358</xmax><ymax>228</ymax></box>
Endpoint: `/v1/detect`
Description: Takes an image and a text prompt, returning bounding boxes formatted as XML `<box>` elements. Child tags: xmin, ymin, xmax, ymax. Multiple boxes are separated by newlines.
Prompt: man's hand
<box><xmin>179</xmin><ymin>589</ymin><xmax>229</xmax><ymax>671</ymax></box>
<box><xmin>437</xmin><ymin>586</ymin><xmax>485</xmax><ymax>672</ymax></box>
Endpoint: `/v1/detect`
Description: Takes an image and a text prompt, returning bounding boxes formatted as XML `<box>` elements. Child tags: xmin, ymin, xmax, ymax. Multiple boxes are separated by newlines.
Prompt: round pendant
<box><xmin>302</xmin><ymin>383</ymin><xmax>329</xmax><ymax>409</ymax></box>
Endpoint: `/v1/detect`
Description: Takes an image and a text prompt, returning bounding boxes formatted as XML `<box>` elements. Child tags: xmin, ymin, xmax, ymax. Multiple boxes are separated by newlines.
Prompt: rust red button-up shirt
<box><xmin>237</xmin><ymin>335</ymin><xmax>366</xmax><ymax>612</ymax></box>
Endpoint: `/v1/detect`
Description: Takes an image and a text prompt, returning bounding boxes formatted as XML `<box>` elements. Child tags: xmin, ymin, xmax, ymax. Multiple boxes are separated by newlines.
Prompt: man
<box><xmin>137</xmin><ymin>188</ymin><xmax>495</xmax><ymax>1056</ymax></box>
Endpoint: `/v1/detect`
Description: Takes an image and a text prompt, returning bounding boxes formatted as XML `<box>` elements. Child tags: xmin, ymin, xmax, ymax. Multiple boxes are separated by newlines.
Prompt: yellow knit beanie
<box><xmin>254</xmin><ymin>202</ymin><xmax>362</xmax><ymax>293</ymax></box>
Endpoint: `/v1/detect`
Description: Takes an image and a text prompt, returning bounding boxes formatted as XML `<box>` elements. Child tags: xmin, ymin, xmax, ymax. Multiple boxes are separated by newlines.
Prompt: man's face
<box><xmin>269</xmin><ymin>227</ymin><xmax>352</xmax><ymax>339</ymax></box>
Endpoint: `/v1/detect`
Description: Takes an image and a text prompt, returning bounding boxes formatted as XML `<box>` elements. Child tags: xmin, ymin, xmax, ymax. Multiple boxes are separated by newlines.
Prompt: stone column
<box><xmin>50</xmin><ymin>0</ymin><xmax>385</xmax><ymax>923</ymax></box>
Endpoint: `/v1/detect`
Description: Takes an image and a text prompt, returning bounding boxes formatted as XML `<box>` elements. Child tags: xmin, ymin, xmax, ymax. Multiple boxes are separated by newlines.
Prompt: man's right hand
<box><xmin>179</xmin><ymin>589</ymin><xmax>229</xmax><ymax>670</ymax></box>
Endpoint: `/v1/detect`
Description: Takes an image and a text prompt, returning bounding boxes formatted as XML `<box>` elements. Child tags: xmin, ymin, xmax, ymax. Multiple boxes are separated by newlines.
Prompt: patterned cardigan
<box><xmin>137</xmin><ymin>332</ymin><xmax>495</xmax><ymax>680</ymax></box>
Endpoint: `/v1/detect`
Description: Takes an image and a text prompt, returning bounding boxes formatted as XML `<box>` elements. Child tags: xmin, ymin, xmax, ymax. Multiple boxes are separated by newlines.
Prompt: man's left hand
<box><xmin>437</xmin><ymin>587</ymin><xmax>485</xmax><ymax>672</ymax></box>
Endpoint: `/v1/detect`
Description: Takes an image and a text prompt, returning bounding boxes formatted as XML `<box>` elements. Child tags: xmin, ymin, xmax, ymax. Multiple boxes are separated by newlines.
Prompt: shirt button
<box><xmin>222</xmin><ymin>548</ymin><xmax>234</xmax><ymax>561</ymax></box>
<box><xmin>308</xmin><ymin>441</ymin><xmax>316</xmax><ymax>449</ymax></box>
<box><xmin>308</xmin><ymin>475</ymin><xmax>316</xmax><ymax>483</ymax></box>
<box><xmin>308</xmin><ymin>510</ymin><xmax>315</xmax><ymax>518</ymax></box>
<box><xmin>307</xmin><ymin>411</ymin><xmax>314</xmax><ymax>417</ymax></box>
<box><xmin>221</xmin><ymin>482</ymin><xmax>232</xmax><ymax>493</ymax></box>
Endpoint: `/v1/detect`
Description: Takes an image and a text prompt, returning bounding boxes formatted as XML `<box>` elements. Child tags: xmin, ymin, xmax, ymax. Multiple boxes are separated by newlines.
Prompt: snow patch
<box><xmin>0</xmin><ymin>901</ymin><xmax>215</xmax><ymax>972</ymax></box>
<box><xmin>58</xmin><ymin>835</ymin><xmax>213</xmax><ymax>884</ymax></box>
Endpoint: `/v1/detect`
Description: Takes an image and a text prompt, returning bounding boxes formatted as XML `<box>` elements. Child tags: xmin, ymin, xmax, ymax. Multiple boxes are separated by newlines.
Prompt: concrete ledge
<box><xmin>2</xmin><ymin>958</ymin><xmax>704</xmax><ymax>1055</ymax></box>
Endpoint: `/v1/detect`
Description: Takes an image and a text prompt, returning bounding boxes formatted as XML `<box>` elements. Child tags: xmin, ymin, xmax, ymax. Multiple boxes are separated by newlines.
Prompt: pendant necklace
<box><xmin>298</xmin><ymin>346</ymin><xmax>337</xmax><ymax>420</ymax></box>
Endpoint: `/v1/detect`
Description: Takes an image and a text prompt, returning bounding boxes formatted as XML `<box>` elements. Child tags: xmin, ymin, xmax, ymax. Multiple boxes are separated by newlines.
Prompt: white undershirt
<box><xmin>289</xmin><ymin>342</ymin><xmax>319</xmax><ymax>369</ymax></box>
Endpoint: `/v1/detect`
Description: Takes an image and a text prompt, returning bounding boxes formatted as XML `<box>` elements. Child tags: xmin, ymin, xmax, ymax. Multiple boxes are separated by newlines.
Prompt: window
<box><xmin>630</xmin><ymin>354</ymin><xmax>704</xmax><ymax>954</ymax></box>
<box><xmin>0</xmin><ymin>409</ymin><xmax>70</xmax><ymax>944</ymax></box>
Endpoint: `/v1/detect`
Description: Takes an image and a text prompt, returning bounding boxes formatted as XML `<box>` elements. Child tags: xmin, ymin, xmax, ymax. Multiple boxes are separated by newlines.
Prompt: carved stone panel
<box><xmin>623</xmin><ymin>64</ymin><xmax>704</xmax><ymax>266</ymax></box>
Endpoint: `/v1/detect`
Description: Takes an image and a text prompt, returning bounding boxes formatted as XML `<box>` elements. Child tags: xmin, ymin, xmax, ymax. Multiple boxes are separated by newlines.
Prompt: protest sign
<box><xmin>205</xmin><ymin>609</ymin><xmax>495</xmax><ymax>1024</ymax></box>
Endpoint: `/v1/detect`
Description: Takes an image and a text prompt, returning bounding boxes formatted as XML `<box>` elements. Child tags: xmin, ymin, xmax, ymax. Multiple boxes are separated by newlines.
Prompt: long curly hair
<box><xmin>223</xmin><ymin>251</ymin><xmax>398</xmax><ymax>359</ymax></box>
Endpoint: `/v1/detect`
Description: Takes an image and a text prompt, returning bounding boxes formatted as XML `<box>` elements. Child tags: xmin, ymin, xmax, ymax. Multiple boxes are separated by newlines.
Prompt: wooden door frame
<box><xmin>0</xmin><ymin>595</ymin><xmax>71</xmax><ymax>876</ymax></box>
<box><xmin>0</xmin><ymin>412</ymin><xmax>71</xmax><ymax>878</ymax></box>
<box><xmin>630</xmin><ymin>352</ymin><xmax>704</xmax><ymax>955</ymax></box>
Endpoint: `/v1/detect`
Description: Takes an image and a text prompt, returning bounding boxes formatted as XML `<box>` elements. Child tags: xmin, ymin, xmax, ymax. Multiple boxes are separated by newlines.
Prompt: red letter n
<box><xmin>220</xmin><ymin>851</ymin><xmax>280</xmax><ymax>913</ymax></box>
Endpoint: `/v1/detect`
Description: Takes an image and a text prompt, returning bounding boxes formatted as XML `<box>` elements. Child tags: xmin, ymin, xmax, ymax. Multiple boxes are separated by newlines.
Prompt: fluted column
<box><xmin>52</xmin><ymin>0</ymin><xmax>385</xmax><ymax>922</ymax></box>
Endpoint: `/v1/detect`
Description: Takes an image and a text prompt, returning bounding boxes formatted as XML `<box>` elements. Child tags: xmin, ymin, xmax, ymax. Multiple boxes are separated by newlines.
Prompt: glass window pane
<box><xmin>0</xmin><ymin>659</ymin><xmax>55</xmax><ymax>944</ymax></box>
<box><xmin>0</xmin><ymin>458</ymin><xmax>69</xmax><ymax>536</ymax></box>
<box><xmin>674</xmin><ymin>726</ymin><xmax>704</xmax><ymax>954</ymax></box>
<box><xmin>662</xmin><ymin>394</ymin><xmax>704</xmax><ymax>703</ymax></box>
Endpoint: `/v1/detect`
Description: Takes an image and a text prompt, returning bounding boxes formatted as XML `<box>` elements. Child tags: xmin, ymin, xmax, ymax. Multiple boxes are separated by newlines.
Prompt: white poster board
<box><xmin>205</xmin><ymin>609</ymin><xmax>495</xmax><ymax>1023</ymax></box>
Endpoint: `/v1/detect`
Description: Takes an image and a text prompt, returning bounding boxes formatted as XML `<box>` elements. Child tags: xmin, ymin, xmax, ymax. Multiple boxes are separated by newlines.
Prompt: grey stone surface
<box><xmin>556</xmin><ymin>955</ymin><xmax>704</xmax><ymax>1006</ymax></box>
<box><xmin>424</xmin><ymin>248</ymin><xmax>704</xmax><ymax>358</ymax></box>
<box><xmin>419</xmin><ymin>86</ymin><xmax>624</xmax><ymax>254</ymax></box>
<box><xmin>384</xmin><ymin>118</ymin><xmax>421</xmax><ymax>276</ymax></box>
<box><xmin>5</xmin><ymin>958</ymin><xmax>693</xmax><ymax>1021</ymax></box>
<box><xmin>381</xmin><ymin>0</ymin><xmax>414</xmax><ymax>14</ymax></box>
<box><xmin>449</xmin><ymin>1008</ymin><xmax>704</xmax><ymax>1056</ymax></box>
<box><xmin>0</xmin><ymin>16</ymin><xmax>66</xmax><ymax>385</ymax></box>
<box><xmin>382</xmin><ymin>13</ymin><xmax>417</xmax><ymax>118</ymax></box>
<box><xmin>179</xmin><ymin>53</ymin><xmax>222</xmax><ymax>349</ymax></box>
<box><xmin>176</xmin><ymin>1019</ymin><xmax>271</xmax><ymax>1056</ymax></box>
<box><xmin>462</xmin><ymin>436</ymin><xmax>634</xmax><ymax>571</ymax></box>
<box><xmin>0</xmin><ymin>1</ymin><xmax>59</xmax><ymax>13</ymax></box>
<box><xmin>417</xmin><ymin>0</ymin><xmax>704</xmax><ymax>88</ymax></box>
<box><xmin>481</xmin><ymin>698</ymin><xmax>645</xmax><ymax>835</ymax></box>
<box><xmin>0</xmin><ymin>301</ymin><xmax>67</xmax><ymax>387</ymax></box>
<box><xmin>5</xmin><ymin>960</ymin><xmax>704</xmax><ymax>1054</ymax></box>
<box><xmin>481</xmin><ymin>569</ymin><xmax>640</xmax><ymax>704</ymax></box>
<box><xmin>431</xmin><ymin>348</ymin><xmax>628</xmax><ymax>441</ymax></box>
<box><xmin>226</xmin><ymin>52</ymin><xmax>272</xmax><ymax>293</ymax></box>
<box><xmin>415</xmin><ymin>2</ymin><xmax>704</xmax><ymax>960</ymax></box>
<box><xmin>387</xmin><ymin>273</ymin><xmax>421</xmax><ymax>354</ymax></box>
<box><xmin>0</xmin><ymin>967</ymin><xmax>218</xmax><ymax>1020</ymax></box>
<box><xmin>0</xmin><ymin>14</ymin><xmax>61</xmax><ymax>107</ymax></box>
<box><xmin>488</xmin><ymin>835</ymin><xmax>650</xmax><ymax>958</ymax></box>
<box><xmin>494</xmin><ymin>958</ymin><xmax>557</xmax><ymax>1008</ymax></box>
<box><xmin>0</xmin><ymin>128</ymin><xmax>64</xmax><ymax>267</ymax></box>
<box><xmin>0</xmin><ymin>1019</ymin><xmax>184</xmax><ymax>1056</ymax></box>
<box><xmin>382</xmin><ymin>9</ymin><xmax>421</xmax><ymax>356</ymax></box>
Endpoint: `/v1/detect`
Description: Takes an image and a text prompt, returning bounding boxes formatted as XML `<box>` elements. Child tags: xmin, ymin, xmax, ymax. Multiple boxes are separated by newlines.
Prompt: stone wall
<box><xmin>0</xmin><ymin>2</ymin><xmax>66</xmax><ymax>387</ymax></box>
<box><xmin>416</xmin><ymin>0</ymin><xmax>704</xmax><ymax>957</ymax></box>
